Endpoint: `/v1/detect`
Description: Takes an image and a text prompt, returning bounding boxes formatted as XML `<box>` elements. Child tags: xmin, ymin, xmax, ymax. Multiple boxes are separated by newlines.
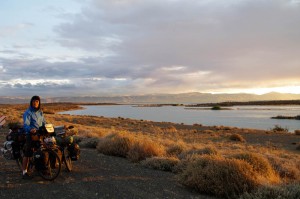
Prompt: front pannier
<box><xmin>68</xmin><ymin>143</ymin><xmax>80</xmax><ymax>161</ymax></box>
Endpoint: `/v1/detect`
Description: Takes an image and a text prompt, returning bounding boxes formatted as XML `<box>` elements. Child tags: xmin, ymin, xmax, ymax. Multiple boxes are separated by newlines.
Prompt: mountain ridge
<box><xmin>0</xmin><ymin>92</ymin><xmax>300</xmax><ymax>104</ymax></box>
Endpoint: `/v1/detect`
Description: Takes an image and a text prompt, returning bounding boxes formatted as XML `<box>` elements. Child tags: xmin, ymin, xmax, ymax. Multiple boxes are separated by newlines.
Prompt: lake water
<box><xmin>61</xmin><ymin>105</ymin><xmax>300</xmax><ymax>132</ymax></box>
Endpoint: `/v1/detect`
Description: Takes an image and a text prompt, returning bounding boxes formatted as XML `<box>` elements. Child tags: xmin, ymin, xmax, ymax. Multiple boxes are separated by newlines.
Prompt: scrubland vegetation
<box><xmin>1</xmin><ymin>103</ymin><xmax>300</xmax><ymax>199</ymax></box>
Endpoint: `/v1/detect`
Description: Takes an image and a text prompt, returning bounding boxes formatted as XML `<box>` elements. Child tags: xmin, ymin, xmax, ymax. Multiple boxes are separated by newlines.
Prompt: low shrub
<box><xmin>202</xmin><ymin>129</ymin><xmax>216</xmax><ymax>134</ymax></box>
<box><xmin>199</xmin><ymin>146</ymin><xmax>219</xmax><ymax>155</ymax></box>
<box><xmin>79</xmin><ymin>137</ymin><xmax>99</xmax><ymax>148</ymax></box>
<box><xmin>141</xmin><ymin>157</ymin><xmax>180</xmax><ymax>172</ymax></box>
<box><xmin>166</xmin><ymin>142</ymin><xmax>187</xmax><ymax>156</ymax></box>
<box><xmin>163</xmin><ymin>125</ymin><xmax>178</xmax><ymax>133</ymax></box>
<box><xmin>271</xmin><ymin>125</ymin><xmax>289</xmax><ymax>132</ymax></box>
<box><xmin>148</xmin><ymin>126</ymin><xmax>164</xmax><ymax>134</ymax></box>
<box><xmin>173</xmin><ymin>154</ymin><xmax>206</xmax><ymax>174</ymax></box>
<box><xmin>127</xmin><ymin>140</ymin><xmax>166</xmax><ymax>162</ymax></box>
<box><xmin>43</xmin><ymin>109</ymin><xmax>55</xmax><ymax>114</ymax></box>
<box><xmin>79</xmin><ymin>129</ymin><xmax>104</xmax><ymax>138</ymax></box>
<box><xmin>178</xmin><ymin>146</ymin><xmax>219</xmax><ymax>160</ymax></box>
<box><xmin>211</xmin><ymin>106</ymin><xmax>221</xmax><ymax>110</ymax></box>
<box><xmin>239</xmin><ymin>183</ymin><xmax>300</xmax><ymax>199</ymax></box>
<box><xmin>295</xmin><ymin>130</ymin><xmax>300</xmax><ymax>135</ymax></box>
<box><xmin>229</xmin><ymin>133</ymin><xmax>246</xmax><ymax>142</ymax></box>
<box><xmin>178</xmin><ymin>155</ymin><xmax>260</xmax><ymax>198</ymax></box>
<box><xmin>97</xmin><ymin>133</ymin><xmax>134</xmax><ymax>157</ymax></box>
<box><xmin>268</xmin><ymin>156</ymin><xmax>300</xmax><ymax>180</ymax></box>
<box><xmin>175</xmin><ymin>147</ymin><xmax>220</xmax><ymax>173</ymax></box>
<box><xmin>73</xmin><ymin>136</ymin><xmax>82</xmax><ymax>143</ymax></box>
<box><xmin>232</xmin><ymin>153</ymin><xmax>279</xmax><ymax>183</ymax></box>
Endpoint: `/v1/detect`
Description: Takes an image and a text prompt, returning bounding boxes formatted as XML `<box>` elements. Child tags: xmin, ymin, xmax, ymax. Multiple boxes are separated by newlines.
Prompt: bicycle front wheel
<box><xmin>38</xmin><ymin>149</ymin><xmax>61</xmax><ymax>181</ymax></box>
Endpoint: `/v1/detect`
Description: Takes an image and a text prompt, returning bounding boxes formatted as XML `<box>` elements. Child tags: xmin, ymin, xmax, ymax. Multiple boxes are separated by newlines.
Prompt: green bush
<box><xmin>211</xmin><ymin>106</ymin><xmax>221</xmax><ymax>110</ymax></box>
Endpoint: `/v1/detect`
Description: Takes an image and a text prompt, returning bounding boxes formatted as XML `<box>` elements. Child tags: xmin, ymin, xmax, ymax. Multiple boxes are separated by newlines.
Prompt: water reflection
<box><xmin>61</xmin><ymin>105</ymin><xmax>300</xmax><ymax>132</ymax></box>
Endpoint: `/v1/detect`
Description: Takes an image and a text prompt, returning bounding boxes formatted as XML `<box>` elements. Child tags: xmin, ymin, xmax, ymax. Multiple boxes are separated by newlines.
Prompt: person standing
<box><xmin>22</xmin><ymin>95</ymin><xmax>46</xmax><ymax>179</ymax></box>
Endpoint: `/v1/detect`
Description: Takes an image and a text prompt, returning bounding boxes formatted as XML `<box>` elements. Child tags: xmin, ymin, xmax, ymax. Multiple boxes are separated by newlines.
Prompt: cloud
<box><xmin>1</xmin><ymin>0</ymin><xmax>300</xmax><ymax>96</ymax></box>
<box><xmin>0</xmin><ymin>23</ymin><xmax>34</xmax><ymax>37</ymax></box>
<box><xmin>55</xmin><ymin>0</ymin><xmax>300</xmax><ymax>76</ymax></box>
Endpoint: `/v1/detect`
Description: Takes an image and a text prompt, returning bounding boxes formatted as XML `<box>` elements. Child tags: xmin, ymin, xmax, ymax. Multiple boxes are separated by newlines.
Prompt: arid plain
<box><xmin>1</xmin><ymin>103</ymin><xmax>300</xmax><ymax>199</ymax></box>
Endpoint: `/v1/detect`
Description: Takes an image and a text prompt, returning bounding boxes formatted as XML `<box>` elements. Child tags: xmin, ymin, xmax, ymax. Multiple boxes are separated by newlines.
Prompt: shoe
<box><xmin>22</xmin><ymin>172</ymin><xmax>32</xmax><ymax>180</ymax></box>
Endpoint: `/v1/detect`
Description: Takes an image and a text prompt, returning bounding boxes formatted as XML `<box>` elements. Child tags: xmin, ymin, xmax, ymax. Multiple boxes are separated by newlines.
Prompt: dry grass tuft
<box><xmin>127</xmin><ymin>140</ymin><xmax>166</xmax><ymax>162</ymax></box>
<box><xmin>166</xmin><ymin>141</ymin><xmax>187</xmax><ymax>156</ymax></box>
<box><xmin>148</xmin><ymin>126</ymin><xmax>164</xmax><ymax>134</ymax></box>
<box><xmin>141</xmin><ymin>157</ymin><xmax>180</xmax><ymax>172</ymax></box>
<box><xmin>232</xmin><ymin>152</ymin><xmax>279</xmax><ymax>183</ymax></box>
<box><xmin>163</xmin><ymin>125</ymin><xmax>178</xmax><ymax>133</ymax></box>
<box><xmin>43</xmin><ymin>109</ymin><xmax>55</xmax><ymax>114</ymax></box>
<box><xmin>78</xmin><ymin>128</ymin><xmax>105</xmax><ymax>138</ymax></box>
<box><xmin>79</xmin><ymin>137</ymin><xmax>99</xmax><ymax>148</ymax></box>
<box><xmin>178</xmin><ymin>146</ymin><xmax>219</xmax><ymax>160</ymax></box>
<box><xmin>97</xmin><ymin>132</ymin><xmax>166</xmax><ymax>162</ymax></box>
<box><xmin>202</xmin><ymin>129</ymin><xmax>216</xmax><ymax>134</ymax></box>
<box><xmin>267</xmin><ymin>156</ymin><xmax>300</xmax><ymax>181</ymax></box>
<box><xmin>198</xmin><ymin>146</ymin><xmax>219</xmax><ymax>156</ymax></box>
<box><xmin>239</xmin><ymin>183</ymin><xmax>300</xmax><ymax>199</ymax></box>
<box><xmin>97</xmin><ymin>133</ymin><xmax>135</xmax><ymax>157</ymax></box>
<box><xmin>229</xmin><ymin>133</ymin><xmax>246</xmax><ymax>142</ymax></box>
<box><xmin>178</xmin><ymin>155</ymin><xmax>260</xmax><ymax>199</ymax></box>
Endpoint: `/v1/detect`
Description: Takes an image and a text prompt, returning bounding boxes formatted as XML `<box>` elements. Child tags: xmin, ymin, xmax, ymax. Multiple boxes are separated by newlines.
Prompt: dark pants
<box><xmin>24</xmin><ymin>134</ymin><xmax>39</xmax><ymax>157</ymax></box>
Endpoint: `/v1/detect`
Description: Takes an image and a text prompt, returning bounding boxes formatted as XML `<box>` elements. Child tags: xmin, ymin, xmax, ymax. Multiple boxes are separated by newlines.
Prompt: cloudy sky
<box><xmin>1</xmin><ymin>0</ymin><xmax>300</xmax><ymax>97</ymax></box>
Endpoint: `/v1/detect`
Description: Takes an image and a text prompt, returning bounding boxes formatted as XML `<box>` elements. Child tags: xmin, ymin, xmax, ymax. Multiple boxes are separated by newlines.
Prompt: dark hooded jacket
<box><xmin>23</xmin><ymin>96</ymin><xmax>46</xmax><ymax>134</ymax></box>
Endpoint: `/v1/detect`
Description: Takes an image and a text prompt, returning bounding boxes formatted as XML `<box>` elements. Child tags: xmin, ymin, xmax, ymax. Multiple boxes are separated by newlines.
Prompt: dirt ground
<box><xmin>0</xmin><ymin>129</ymin><xmax>216</xmax><ymax>199</ymax></box>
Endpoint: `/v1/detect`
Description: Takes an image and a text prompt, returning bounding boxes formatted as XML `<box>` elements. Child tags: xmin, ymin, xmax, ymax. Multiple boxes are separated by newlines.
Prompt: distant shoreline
<box><xmin>185</xmin><ymin>100</ymin><xmax>300</xmax><ymax>107</ymax></box>
<box><xmin>1</xmin><ymin>93</ymin><xmax>300</xmax><ymax>104</ymax></box>
<box><xmin>115</xmin><ymin>100</ymin><xmax>300</xmax><ymax>107</ymax></box>
<box><xmin>271</xmin><ymin>115</ymin><xmax>300</xmax><ymax>120</ymax></box>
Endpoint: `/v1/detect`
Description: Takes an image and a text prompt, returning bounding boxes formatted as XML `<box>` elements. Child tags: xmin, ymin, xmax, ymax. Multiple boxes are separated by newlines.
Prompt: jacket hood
<box><xmin>30</xmin><ymin>95</ymin><xmax>41</xmax><ymax>110</ymax></box>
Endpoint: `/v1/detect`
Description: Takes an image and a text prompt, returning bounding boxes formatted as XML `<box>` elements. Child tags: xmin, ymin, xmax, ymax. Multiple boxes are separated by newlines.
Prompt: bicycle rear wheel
<box><xmin>63</xmin><ymin>148</ymin><xmax>72</xmax><ymax>172</ymax></box>
<box><xmin>15</xmin><ymin>149</ymin><xmax>24</xmax><ymax>172</ymax></box>
<box><xmin>38</xmin><ymin>149</ymin><xmax>61</xmax><ymax>181</ymax></box>
<box><xmin>16</xmin><ymin>156</ymin><xmax>23</xmax><ymax>172</ymax></box>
